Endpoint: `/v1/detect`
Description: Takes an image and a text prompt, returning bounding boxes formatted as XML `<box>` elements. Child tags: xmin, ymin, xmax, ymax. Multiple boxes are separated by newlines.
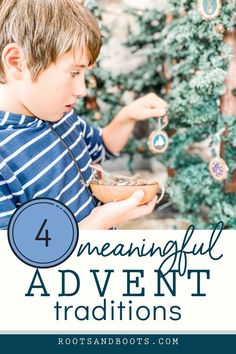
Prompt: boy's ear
<box><xmin>1</xmin><ymin>43</ymin><xmax>26</xmax><ymax>81</ymax></box>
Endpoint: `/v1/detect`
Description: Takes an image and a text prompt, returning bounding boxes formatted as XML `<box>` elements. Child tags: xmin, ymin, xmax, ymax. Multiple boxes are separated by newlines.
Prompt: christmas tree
<box><xmin>159</xmin><ymin>0</ymin><xmax>236</xmax><ymax>228</ymax></box>
<box><xmin>78</xmin><ymin>0</ymin><xmax>236</xmax><ymax>228</ymax></box>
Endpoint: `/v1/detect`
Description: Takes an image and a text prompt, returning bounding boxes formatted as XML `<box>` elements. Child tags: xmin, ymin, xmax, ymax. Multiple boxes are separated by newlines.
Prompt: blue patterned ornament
<box><xmin>148</xmin><ymin>130</ymin><xmax>169</xmax><ymax>154</ymax></box>
<box><xmin>208</xmin><ymin>157</ymin><xmax>228</xmax><ymax>182</ymax></box>
<box><xmin>198</xmin><ymin>0</ymin><xmax>222</xmax><ymax>20</ymax></box>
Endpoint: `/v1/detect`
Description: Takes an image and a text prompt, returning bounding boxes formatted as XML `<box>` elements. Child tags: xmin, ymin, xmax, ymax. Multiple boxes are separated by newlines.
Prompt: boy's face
<box><xmin>19</xmin><ymin>49</ymin><xmax>90</xmax><ymax>121</ymax></box>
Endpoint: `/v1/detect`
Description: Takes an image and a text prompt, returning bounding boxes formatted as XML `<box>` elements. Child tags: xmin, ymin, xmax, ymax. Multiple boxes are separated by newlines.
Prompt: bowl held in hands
<box><xmin>90</xmin><ymin>181</ymin><xmax>164</xmax><ymax>206</ymax></box>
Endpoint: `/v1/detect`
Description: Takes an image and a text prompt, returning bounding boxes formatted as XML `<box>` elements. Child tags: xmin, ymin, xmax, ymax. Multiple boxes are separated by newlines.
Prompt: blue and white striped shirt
<box><xmin>0</xmin><ymin>110</ymin><xmax>115</xmax><ymax>229</ymax></box>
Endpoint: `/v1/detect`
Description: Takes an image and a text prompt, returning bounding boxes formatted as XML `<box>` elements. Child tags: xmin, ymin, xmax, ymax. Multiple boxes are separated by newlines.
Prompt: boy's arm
<box><xmin>102</xmin><ymin>93</ymin><xmax>167</xmax><ymax>154</ymax></box>
<box><xmin>79</xmin><ymin>190</ymin><xmax>157</xmax><ymax>229</ymax></box>
<box><xmin>0</xmin><ymin>175</ymin><xmax>17</xmax><ymax>230</ymax></box>
<box><xmin>78</xmin><ymin>116</ymin><xmax>118</xmax><ymax>163</ymax></box>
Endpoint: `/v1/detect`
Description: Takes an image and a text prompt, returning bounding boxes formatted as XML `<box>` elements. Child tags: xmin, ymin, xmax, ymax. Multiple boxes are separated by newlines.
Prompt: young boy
<box><xmin>0</xmin><ymin>0</ymin><xmax>167</xmax><ymax>230</ymax></box>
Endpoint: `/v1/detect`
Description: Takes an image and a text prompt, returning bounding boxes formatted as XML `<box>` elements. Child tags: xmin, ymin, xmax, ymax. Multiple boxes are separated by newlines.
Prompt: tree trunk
<box><xmin>222</xmin><ymin>28</ymin><xmax>236</xmax><ymax>192</ymax></box>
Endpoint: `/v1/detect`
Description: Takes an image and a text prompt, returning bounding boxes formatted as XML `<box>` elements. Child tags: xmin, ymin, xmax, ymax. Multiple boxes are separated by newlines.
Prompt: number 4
<box><xmin>35</xmin><ymin>219</ymin><xmax>51</xmax><ymax>247</ymax></box>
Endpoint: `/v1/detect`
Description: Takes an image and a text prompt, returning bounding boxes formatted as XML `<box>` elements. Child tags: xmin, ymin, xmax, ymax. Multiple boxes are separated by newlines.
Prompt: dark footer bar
<box><xmin>0</xmin><ymin>334</ymin><xmax>235</xmax><ymax>354</ymax></box>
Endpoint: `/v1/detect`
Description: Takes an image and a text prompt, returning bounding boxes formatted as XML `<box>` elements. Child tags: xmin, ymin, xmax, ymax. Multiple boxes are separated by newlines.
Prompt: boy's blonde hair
<box><xmin>0</xmin><ymin>0</ymin><xmax>101</xmax><ymax>83</ymax></box>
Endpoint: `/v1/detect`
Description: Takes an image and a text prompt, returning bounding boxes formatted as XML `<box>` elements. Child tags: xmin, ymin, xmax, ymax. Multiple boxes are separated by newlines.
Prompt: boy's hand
<box><xmin>79</xmin><ymin>190</ymin><xmax>157</xmax><ymax>229</ymax></box>
<box><xmin>120</xmin><ymin>93</ymin><xmax>168</xmax><ymax>122</ymax></box>
<box><xmin>102</xmin><ymin>93</ymin><xmax>168</xmax><ymax>153</ymax></box>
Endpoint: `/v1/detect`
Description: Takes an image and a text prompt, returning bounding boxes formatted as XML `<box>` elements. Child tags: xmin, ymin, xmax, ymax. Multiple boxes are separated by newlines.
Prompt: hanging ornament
<box><xmin>198</xmin><ymin>0</ymin><xmax>222</xmax><ymax>20</ymax></box>
<box><xmin>148</xmin><ymin>115</ymin><xmax>169</xmax><ymax>154</ymax></box>
<box><xmin>209</xmin><ymin>157</ymin><xmax>228</xmax><ymax>181</ymax></box>
<box><xmin>208</xmin><ymin>128</ymin><xmax>229</xmax><ymax>182</ymax></box>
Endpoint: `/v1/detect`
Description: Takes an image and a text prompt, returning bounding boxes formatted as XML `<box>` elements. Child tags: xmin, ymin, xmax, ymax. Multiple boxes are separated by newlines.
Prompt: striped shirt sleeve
<box><xmin>79</xmin><ymin>116</ymin><xmax>119</xmax><ymax>164</ymax></box>
<box><xmin>0</xmin><ymin>174</ymin><xmax>16</xmax><ymax>230</ymax></box>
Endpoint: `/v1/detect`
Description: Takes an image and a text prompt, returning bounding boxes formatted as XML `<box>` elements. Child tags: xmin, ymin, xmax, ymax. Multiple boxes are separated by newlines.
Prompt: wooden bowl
<box><xmin>90</xmin><ymin>181</ymin><xmax>160</xmax><ymax>205</ymax></box>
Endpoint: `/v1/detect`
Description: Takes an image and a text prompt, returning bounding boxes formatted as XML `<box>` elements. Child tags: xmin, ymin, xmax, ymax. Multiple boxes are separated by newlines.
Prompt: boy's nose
<box><xmin>73</xmin><ymin>78</ymin><xmax>87</xmax><ymax>98</ymax></box>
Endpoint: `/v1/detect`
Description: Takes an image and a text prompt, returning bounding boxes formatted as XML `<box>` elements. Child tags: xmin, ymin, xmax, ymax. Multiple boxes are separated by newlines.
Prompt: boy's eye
<box><xmin>71</xmin><ymin>71</ymin><xmax>81</xmax><ymax>78</ymax></box>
